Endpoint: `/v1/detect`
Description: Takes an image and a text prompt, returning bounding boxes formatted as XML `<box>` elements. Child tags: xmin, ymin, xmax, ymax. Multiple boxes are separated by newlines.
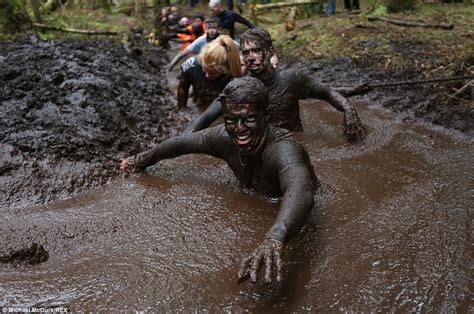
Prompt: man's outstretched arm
<box><xmin>121</xmin><ymin>128</ymin><xmax>216</xmax><ymax>172</ymax></box>
<box><xmin>169</xmin><ymin>50</ymin><xmax>189</xmax><ymax>71</ymax></box>
<box><xmin>239</xmin><ymin>144</ymin><xmax>316</xmax><ymax>283</ymax></box>
<box><xmin>185</xmin><ymin>99</ymin><xmax>223</xmax><ymax>133</ymax></box>
<box><xmin>232</xmin><ymin>11</ymin><xmax>255</xmax><ymax>29</ymax></box>
<box><xmin>304</xmin><ymin>75</ymin><xmax>367</xmax><ymax>142</ymax></box>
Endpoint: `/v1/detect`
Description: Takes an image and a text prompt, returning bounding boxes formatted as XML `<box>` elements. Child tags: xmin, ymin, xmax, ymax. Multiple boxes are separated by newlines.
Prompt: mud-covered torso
<box><xmin>207</xmin><ymin>125</ymin><xmax>316</xmax><ymax>196</ymax></box>
<box><xmin>180</xmin><ymin>56</ymin><xmax>231</xmax><ymax>108</ymax></box>
<box><xmin>260</xmin><ymin>69</ymin><xmax>311</xmax><ymax>132</ymax></box>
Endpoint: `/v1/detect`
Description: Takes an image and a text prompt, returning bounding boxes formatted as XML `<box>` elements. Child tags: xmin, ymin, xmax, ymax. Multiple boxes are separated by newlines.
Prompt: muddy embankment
<box><xmin>0</xmin><ymin>38</ymin><xmax>190</xmax><ymax>209</ymax></box>
<box><xmin>1</xmin><ymin>37</ymin><xmax>473</xmax><ymax>211</ymax></box>
<box><xmin>282</xmin><ymin>54</ymin><xmax>473</xmax><ymax>136</ymax></box>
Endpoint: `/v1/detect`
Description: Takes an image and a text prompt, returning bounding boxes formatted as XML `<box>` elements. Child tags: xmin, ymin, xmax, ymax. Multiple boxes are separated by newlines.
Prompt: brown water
<box><xmin>1</xmin><ymin>99</ymin><xmax>472</xmax><ymax>311</ymax></box>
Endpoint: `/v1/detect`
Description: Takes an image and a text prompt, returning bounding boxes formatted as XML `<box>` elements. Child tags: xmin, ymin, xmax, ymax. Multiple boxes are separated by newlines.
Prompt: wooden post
<box><xmin>285</xmin><ymin>6</ymin><xmax>297</xmax><ymax>31</ymax></box>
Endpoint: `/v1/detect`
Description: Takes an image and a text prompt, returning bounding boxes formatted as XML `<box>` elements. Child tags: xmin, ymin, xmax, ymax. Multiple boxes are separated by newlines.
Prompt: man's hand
<box><xmin>343</xmin><ymin>110</ymin><xmax>367</xmax><ymax>142</ymax></box>
<box><xmin>119</xmin><ymin>158</ymin><xmax>135</xmax><ymax>172</ymax></box>
<box><xmin>238</xmin><ymin>238</ymin><xmax>284</xmax><ymax>284</ymax></box>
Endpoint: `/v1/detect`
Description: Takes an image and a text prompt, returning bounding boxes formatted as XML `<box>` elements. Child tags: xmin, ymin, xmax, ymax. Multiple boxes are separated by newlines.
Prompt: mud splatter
<box><xmin>0</xmin><ymin>243</ymin><xmax>49</xmax><ymax>265</ymax></box>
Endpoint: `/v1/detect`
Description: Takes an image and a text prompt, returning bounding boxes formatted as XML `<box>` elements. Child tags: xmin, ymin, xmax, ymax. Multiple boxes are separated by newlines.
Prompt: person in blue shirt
<box><xmin>176</xmin><ymin>35</ymin><xmax>242</xmax><ymax>110</ymax></box>
<box><xmin>209</xmin><ymin>0</ymin><xmax>255</xmax><ymax>39</ymax></box>
<box><xmin>168</xmin><ymin>16</ymin><xmax>240</xmax><ymax>72</ymax></box>
<box><xmin>186</xmin><ymin>28</ymin><xmax>366</xmax><ymax>142</ymax></box>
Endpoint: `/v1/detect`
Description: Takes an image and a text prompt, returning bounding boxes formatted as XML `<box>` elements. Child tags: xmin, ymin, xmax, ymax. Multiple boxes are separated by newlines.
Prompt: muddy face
<box><xmin>205</xmin><ymin>23</ymin><xmax>220</xmax><ymax>40</ymax></box>
<box><xmin>223</xmin><ymin>103</ymin><xmax>266</xmax><ymax>154</ymax></box>
<box><xmin>241</xmin><ymin>41</ymin><xmax>273</xmax><ymax>79</ymax></box>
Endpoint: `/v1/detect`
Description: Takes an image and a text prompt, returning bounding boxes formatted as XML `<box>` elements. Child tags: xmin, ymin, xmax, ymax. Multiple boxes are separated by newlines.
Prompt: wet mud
<box><xmin>0</xmin><ymin>243</ymin><xmax>49</xmax><ymax>265</ymax></box>
<box><xmin>0</xmin><ymin>38</ymin><xmax>190</xmax><ymax>208</ymax></box>
<box><xmin>282</xmin><ymin>56</ymin><xmax>474</xmax><ymax>136</ymax></box>
<box><xmin>0</xmin><ymin>38</ymin><xmax>472</xmax><ymax>311</ymax></box>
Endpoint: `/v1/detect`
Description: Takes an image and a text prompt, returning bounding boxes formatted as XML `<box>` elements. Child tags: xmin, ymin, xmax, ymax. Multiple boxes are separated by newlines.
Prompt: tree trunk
<box><xmin>285</xmin><ymin>6</ymin><xmax>297</xmax><ymax>31</ymax></box>
<box><xmin>28</xmin><ymin>0</ymin><xmax>43</xmax><ymax>23</ymax></box>
<box><xmin>100</xmin><ymin>0</ymin><xmax>111</xmax><ymax>12</ymax></box>
<box><xmin>153</xmin><ymin>0</ymin><xmax>168</xmax><ymax>48</ymax></box>
<box><xmin>66</xmin><ymin>0</ymin><xmax>74</xmax><ymax>9</ymax></box>
<box><xmin>135</xmin><ymin>0</ymin><xmax>142</xmax><ymax>16</ymax></box>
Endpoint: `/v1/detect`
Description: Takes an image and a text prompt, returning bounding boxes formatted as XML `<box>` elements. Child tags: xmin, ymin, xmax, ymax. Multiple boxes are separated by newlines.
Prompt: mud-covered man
<box><xmin>120</xmin><ymin>76</ymin><xmax>318</xmax><ymax>283</ymax></box>
<box><xmin>187</xmin><ymin>28</ymin><xmax>366</xmax><ymax>142</ymax></box>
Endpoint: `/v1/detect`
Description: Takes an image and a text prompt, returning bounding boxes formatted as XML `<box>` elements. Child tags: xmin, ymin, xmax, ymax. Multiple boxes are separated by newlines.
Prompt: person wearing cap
<box><xmin>186</xmin><ymin>28</ymin><xmax>366</xmax><ymax>142</ymax></box>
<box><xmin>209</xmin><ymin>0</ymin><xmax>255</xmax><ymax>39</ymax></box>
<box><xmin>168</xmin><ymin>16</ymin><xmax>240</xmax><ymax>71</ymax></box>
<box><xmin>119</xmin><ymin>76</ymin><xmax>319</xmax><ymax>284</ymax></box>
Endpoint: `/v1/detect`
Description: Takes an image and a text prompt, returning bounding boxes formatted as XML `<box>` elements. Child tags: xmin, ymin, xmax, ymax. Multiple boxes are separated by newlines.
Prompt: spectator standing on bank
<box><xmin>326</xmin><ymin>0</ymin><xmax>335</xmax><ymax>16</ymax></box>
<box><xmin>209</xmin><ymin>0</ymin><xmax>255</xmax><ymax>39</ymax></box>
<box><xmin>344</xmin><ymin>0</ymin><xmax>360</xmax><ymax>12</ymax></box>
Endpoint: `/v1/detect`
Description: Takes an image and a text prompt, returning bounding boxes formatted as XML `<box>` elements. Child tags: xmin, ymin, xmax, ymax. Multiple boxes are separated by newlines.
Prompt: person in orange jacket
<box><xmin>174</xmin><ymin>14</ymin><xmax>205</xmax><ymax>50</ymax></box>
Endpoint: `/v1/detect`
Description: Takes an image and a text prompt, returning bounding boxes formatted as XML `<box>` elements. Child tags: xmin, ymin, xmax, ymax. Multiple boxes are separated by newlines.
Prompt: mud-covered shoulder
<box><xmin>199</xmin><ymin>124</ymin><xmax>235</xmax><ymax>158</ymax></box>
<box><xmin>263</xmin><ymin>127</ymin><xmax>307</xmax><ymax>169</ymax></box>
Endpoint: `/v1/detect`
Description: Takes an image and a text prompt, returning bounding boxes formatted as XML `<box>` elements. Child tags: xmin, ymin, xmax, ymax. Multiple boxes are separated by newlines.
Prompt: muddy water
<box><xmin>1</xmin><ymin>98</ymin><xmax>472</xmax><ymax>311</ymax></box>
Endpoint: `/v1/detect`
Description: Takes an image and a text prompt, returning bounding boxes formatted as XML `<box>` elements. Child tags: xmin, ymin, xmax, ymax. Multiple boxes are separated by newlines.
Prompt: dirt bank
<box><xmin>281</xmin><ymin>55</ymin><xmax>474</xmax><ymax>136</ymax></box>
<box><xmin>0</xmin><ymin>37</ymin><xmax>190</xmax><ymax>209</ymax></box>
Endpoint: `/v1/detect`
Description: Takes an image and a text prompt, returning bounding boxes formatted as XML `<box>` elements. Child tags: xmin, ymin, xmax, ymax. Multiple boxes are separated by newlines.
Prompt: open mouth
<box><xmin>235</xmin><ymin>134</ymin><xmax>252</xmax><ymax>145</ymax></box>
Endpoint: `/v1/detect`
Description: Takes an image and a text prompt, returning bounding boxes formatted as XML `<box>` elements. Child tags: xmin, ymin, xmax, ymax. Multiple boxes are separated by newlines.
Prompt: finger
<box><xmin>274</xmin><ymin>250</ymin><xmax>283</xmax><ymax>282</ymax></box>
<box><xmin>250</xmin><ymin>253</ymin><xmax>263</xmax><ymax>283</ymax></box>
<box><xmin>119</xmin><ymin>159</ymin><xmax>128</xmax><ymax>170</ymax></box>
<box><xmin>264</xmin><ymin>249</ymin><xmax>273</xmax><ymax>283</ymax></box>
<box><xmin>237</xmin><ymin>273</ymin><xmax>250</xmax><ymax>284</ymax></box>
<box><xmin>238</xmin><ymin>256</ymin><xmax>251</xmax><ymax>279</ymax></box>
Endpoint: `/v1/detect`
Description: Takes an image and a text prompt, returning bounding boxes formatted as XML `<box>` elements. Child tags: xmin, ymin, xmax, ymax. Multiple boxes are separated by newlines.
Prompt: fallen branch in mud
<box><xmin>449</xmin><ymin>80</ymin><xmax>474</xmax><ymax>100</ymax></box>
<box><xmin>252</xmin><ymin>0</ymin><xmax>320</xmax><ymax>11</ymax></box>
<box><xmin>250</xmin><ymin>0</ymin><xmax>321</xmax><ymax>24</ymax></box>
<box><xmin>32</xmin><ymin>23</ymin><xmax>121</xmax><ymax>35</ymax></box>
<box><xmin>335</xmin><ymin>75</ymin><xmax>474</xmax><ymax>97</ymax></box>
<box><xmin>354</xmin><ymin>23</ymin><xmax>377</xmax><ymax>29</ymax></box>
<box><xmin>367</xmin><ymin>16</ymin><xmax>454</xmax><ymax>30</ymax></box>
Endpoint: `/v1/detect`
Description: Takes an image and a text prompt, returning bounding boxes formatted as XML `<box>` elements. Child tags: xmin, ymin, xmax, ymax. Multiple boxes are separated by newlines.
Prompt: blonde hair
<box><xmin>199</xmin><ymin>35</ymin><xmax>242</xmax><ymax>78</ymax></box>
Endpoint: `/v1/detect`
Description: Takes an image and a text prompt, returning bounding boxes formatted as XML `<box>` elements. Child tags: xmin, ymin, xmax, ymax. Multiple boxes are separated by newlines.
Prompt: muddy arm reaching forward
<box><xmin>122</xmin><ymin>129</ymin><xmax>218</xmax><ymax>171</ymax></box>
<box><xmin>239</xmin><ymin>141</ymin><xmax>316</xmax><ymax>283</ymax></box>
<box><xmin>299</xmin><ymin>72</ymin><xmax>366</xmax><ymax>142</ymax></box>
<box><xmin>185</xmin><ymin>99</ymin><xmax>223</xmax><ymax>132</ymax></box>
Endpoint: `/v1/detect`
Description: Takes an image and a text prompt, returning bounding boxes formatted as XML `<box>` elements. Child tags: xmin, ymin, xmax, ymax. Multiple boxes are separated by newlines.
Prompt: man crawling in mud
<box><xmin>186</xmin><ymin>28</ymin><xmax>366</xmax><ymax>142</ymax></box>
<box><xmin>120</xmin><ymin>76</ymin><xmax>318</xmax><ymax>283</ymax></box>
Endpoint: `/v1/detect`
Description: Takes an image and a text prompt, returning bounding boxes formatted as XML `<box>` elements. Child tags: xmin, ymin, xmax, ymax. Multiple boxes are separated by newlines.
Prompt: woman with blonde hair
<box><xmin>177</xmin><ymin>35</ymin><xmax>242</xmax><ymax>111</ymax></box>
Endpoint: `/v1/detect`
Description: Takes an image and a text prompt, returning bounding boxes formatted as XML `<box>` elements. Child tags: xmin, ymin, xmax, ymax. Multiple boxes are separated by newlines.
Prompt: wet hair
<box><xmin>240</xmin><ymin>28</ymin><xmax>273</xmax><ymax>50</ymax></box>
<box><xmin>204</xmin><ymin>15</ymin><xmax>220</xmax><ymax>26</ymax></box>
<box><xmin>193</xmin><ymin>12</ymin><xmax>205</xmax><ymax>21</ymax></box>
<box><xmin>199</xmin><ymin>35</ymin><xmax>242</xmax><ymax>78</ymax></box>
<box><xmin>222</xmin><ymin>76</ymin><xmax>269</xmax><ymax>113</ymax></box>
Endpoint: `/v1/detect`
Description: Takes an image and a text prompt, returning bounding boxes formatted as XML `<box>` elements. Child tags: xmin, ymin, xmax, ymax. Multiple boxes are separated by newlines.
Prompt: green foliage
<box><xmin>370</xmin><ymin>5</ymin><xmax>387</xmax><ymax>16</ymax></box>
<box><xmin>386</xmin><ymin>0</ymin><xmax>416</xmax><ymax>12</ymax></box>
<box><xmin>0</xmin><ymin>0</ymin><xmax>30</xmax><ymax>33</ymax></box>
<box><xmin>42</xmin><ymin>0</ymin><xmax>60</xmax><ymax>13</ymax></box>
